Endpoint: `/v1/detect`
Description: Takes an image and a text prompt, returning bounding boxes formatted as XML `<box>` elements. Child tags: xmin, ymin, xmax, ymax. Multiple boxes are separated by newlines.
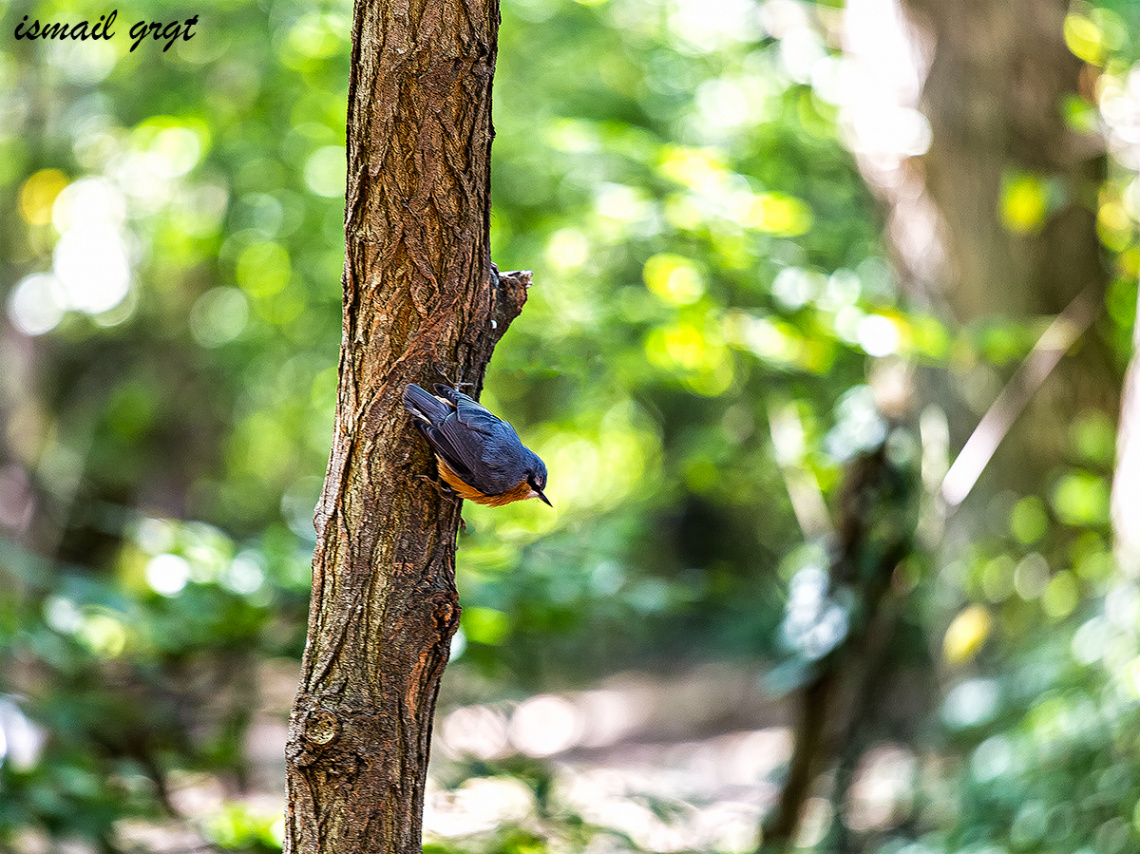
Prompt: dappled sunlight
<box><xmin>425</xmin><ymin>776</ymin><xmax>536</xmax><ymax>838</ymax></box>
<box><xmin>430</xmin><ymin>670</ymin><xmax>798</xmax><ymax>852</ymax></box>
<box><xmin>0</xmin><ymin>699</ymin><xmax>47</xmax><ymax>773</ymax></box>
<box><xmin>511</xmin><ymin>694</ymin><xmax>585</xmax><ymax>757</ymax></box>
<box><xmin>4</xmin><ymin>0</ymin><xmax>1140</xmax><ymax>848</ymax></box>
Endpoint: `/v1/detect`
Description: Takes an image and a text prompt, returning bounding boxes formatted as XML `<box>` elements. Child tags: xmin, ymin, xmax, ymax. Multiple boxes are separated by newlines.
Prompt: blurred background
<box><xmin>3</xmin><ymin>0</ymin><xmax>1140</xmax><ymax>851</ymax></box>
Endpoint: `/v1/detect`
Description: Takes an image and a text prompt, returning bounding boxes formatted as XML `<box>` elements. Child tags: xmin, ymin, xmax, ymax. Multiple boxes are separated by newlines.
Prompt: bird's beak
<box><xmin>536</xmin><ymin>489</ymin><xmax>552</xmax><ymax>507</ymax></box>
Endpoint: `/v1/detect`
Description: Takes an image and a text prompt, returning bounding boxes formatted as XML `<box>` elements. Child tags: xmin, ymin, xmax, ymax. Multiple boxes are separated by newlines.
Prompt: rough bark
<box><xmin>282</xmin><ymin>1</ymin><xmax>528</xmax><ymax>851</ymax></box>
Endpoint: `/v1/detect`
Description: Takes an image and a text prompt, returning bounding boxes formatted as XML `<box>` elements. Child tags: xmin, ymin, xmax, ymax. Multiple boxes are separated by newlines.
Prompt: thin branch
<box><xmin>940</xmin><ymin>286</ymin><xmax>1101</xmax><ymax>507</ymax></box>
<box><xmin>768</xmin><ymin>400</ymin><xmax>833</xmax><ymax>542</ymax></box>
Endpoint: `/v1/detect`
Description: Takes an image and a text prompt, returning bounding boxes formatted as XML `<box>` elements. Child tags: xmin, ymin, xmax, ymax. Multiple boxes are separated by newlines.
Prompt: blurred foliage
<box><xmin>2</xmin><ymin>0</ymin><xmax>1140</xmax><ymax>851</ymax></box>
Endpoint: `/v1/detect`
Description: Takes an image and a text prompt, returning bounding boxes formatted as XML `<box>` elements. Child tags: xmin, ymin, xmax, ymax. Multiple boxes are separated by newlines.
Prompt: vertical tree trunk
<box><xmin>762</xmin><ymin>0</ymin><xmax>1118</xmax><ymax>846</ymax></box>
<box><xmin>902</xmin><ymin>0</ymin><xmax>1117</xmax><ymax>492</ymax></box>
<box><xmin>282</xmin><ymin>1</ymin><xmax>528</xmax><ymax>851</ymax></box>
<box><xmin>759</xmin><ymin>439</ymin><xmax>918</xmax><ymax>852</ymax></box>
<box><xmin>851</xmin><ymin>0</ymin><xmax>1117</xmax><ymax>495</ymax></box>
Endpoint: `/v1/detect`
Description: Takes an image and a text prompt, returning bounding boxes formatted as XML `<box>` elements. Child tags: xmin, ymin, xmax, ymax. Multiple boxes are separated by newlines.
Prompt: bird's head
<box><xmin>525</xmin><ymin>453</ymin><xmax>551</xmax><ymax>506</ymax></box>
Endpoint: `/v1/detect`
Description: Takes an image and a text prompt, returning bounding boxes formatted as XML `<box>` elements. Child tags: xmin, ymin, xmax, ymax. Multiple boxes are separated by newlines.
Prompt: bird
<box><xmin>403</xmin><ymin>383</ymin><xmax>551</xmax><ymax>507</ymax></box>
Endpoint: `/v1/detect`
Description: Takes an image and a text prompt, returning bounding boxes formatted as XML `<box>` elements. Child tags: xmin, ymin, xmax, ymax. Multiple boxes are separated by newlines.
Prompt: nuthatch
<box><xmin>403</xmin><ymin>383</ymin><xmax>551</xmax><ymax>507</ymax></box>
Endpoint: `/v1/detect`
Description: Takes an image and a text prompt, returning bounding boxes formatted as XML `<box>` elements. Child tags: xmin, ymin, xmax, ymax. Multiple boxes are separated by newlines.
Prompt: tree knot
<box><xmin>286</xmin><ymin>696</ymin><xmax>345</xmax><ymax>767</ymax></box>
<box><xmin>304</xmin><ymin>708</ymin><xmax>341</xmax><ymax>746</ymax></box>
<box><xmin>435</xmin><ymin>598</ymin><xmax>460</xmax><ymax>638</ymax></box>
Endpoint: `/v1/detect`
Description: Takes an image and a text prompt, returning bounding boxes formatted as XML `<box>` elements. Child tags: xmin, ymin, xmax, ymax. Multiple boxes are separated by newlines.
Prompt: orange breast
<box><xmin>436</xmin><ymin>457</ymin><xmax>533</xmax><ymax>506</ymax></box>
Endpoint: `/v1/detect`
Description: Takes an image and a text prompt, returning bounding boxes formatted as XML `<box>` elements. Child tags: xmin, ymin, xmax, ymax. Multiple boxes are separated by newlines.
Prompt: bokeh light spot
<box><xmin>237</xmin><ymin>243</ymin><xmax>291</xmax><ymax>297</ymax></box>
<box><xmin>304</xmin><ymin>145</ymin><xmax>346</xmax><ymax>198</ymax></box>
<box><xmin>76</xmin><ymin>612</ymin><xmax>127</xmax><ymax>658</ymax></box>
<box><xmin>53</xmin><ymin>225</ymin><xmax>132</xmax><ymax>315</ymax></box>
<box><xmin>942</xmin><ymin>678</ymin><xmax>1000</xmax><ymax>729</ymax></box>
<box><xmin>146</xmin><ymin>553</ymin><xmax>192</xmax><ymax>596</ymax></box>
<box><xmin>1009</xmin><ymin>495</ymin><xmax>1049</xmax><ymax>545</ymax></box>
<box><xmin>1001</xmin><ymin>173</ymin><xmax>1050</xmax><ymax>234</ymax></box>
<box><xmin>943</xmin><ymin>604</ymin><xmax>991</xmax><ymax>665</ymax></box>
<box><xmin>52</xmin><ymin>177</ymin><xmax>127</xmax><ymax>232</ymax></box>
<box><xmin>190</xmin><ymin>287</ymin><xmax>250</xmax><ymax>347</ymax></box>
<box><xmin>440</xmin><ymin>705</ymin><xmax>509</xmax><ymax>760</ymax></box>
<box><xmin>747</xmin><ymin>192</ymin><xmax>813</xmax><ymax>237</ymax></box>
<box><xmin>1042</xmin><ymin>571</ymin><xmax>1079</xmax><ymax>619</ymax></box>
<box><xmin>509</xmin><ymin>695</ymin><xmax>583</xmax><ymax>757</ymax></box>
<box><xmin>7</xmin><ymin>274</ymin><xmax>67</xmax><ymax>336</ymax></box>
<box><xmin>1051</xmin><ymin>471</ymin><xmax>1110</xmax><ymax>527</ymax></box>
<box><xmin>1064</xmin><ymin>13</ymin><xmax>1105</xmax><ymax>66</ymax></box>
<box><xmin>18</xmin><ymin>169</ymin><xmax>68</xmax><ymax>225</ymax></box>
<box><xmin>0</xmin><ymin>699</ymin><xmax>47</xmax><ymax>772</ymax></box>
<box><xmin>857</xmin><ymin>314</ymin><xmax>901</xmax><ymax>357</ymax></box>
<box><xmin>643</xmin><ymin>254</ymin><xmax>705</xmax><ymax>305</ymax></box>
<box><xmin>221</xmin><ymin>552</ymin><xmax>266</xmax><ymax>596</ymax></box>
<box><xmin>546</xmin><ymin>228</ymin><xmax>590</xmax><ymax>269</ymax></box>
<box><xmin>462</xmin><ymin>606</ymin><xmax>510</xmax><ymax>646</ymax></box>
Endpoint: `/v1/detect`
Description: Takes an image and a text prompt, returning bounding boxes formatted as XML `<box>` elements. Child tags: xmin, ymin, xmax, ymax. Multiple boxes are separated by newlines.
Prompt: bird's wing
<box><xmin>414</xmin><ymin>421</ymin><xmax>482</xmax><ymax>488</ymax></box>
<box><xmin>404</xmin><ymin>384</ymin><xmax>453</xmax><ymax>424</ymax></box>
<box><xmin>425</xmin><ymin>385</ymin><xmax>524</xmax><ymax>493</ymax></box>
<box><xmin>438</xmin><ymin>419</ymin><xmax>521</xmax><ymax>493</ymax></box>
<box><xmin>431</xmin><ymin>385</ymin><xmax>503</xmax><ymax>436</ymax></box>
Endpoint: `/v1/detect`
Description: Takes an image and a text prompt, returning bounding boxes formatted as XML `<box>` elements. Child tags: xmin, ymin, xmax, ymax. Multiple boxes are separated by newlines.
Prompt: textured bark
<box><xmin>282</xmin><ymin>1</ymin><xmax>527</xmax><ymax>851</ymax></box>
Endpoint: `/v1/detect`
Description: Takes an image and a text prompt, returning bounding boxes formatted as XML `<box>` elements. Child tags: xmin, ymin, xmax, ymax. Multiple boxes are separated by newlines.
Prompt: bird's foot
<box><xmin>416</xmin><ymin>473</ymin><xmax>462</xmax><ymax>504</ymax></box>
<box><xmin>433</xmin><ymin>362</ymin><xmax>475</xmax><ymax>391</ymax></box>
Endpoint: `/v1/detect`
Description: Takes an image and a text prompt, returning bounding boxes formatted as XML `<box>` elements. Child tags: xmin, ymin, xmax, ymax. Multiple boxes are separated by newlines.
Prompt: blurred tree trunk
<box><xmin>760</xmin><ymin>436</ymin><xmax>919</xmax><ymax>852</ymax></box>
<box><xmin>282</xmin><ymin>1</ymin><xmax>529</xmax><ymax>852</ymax></box>
<box><xmin>893</xmin><ymin>0</ymin><xmax>1117</xmax><ymax>494</ymax></box>
<box><xmin>762</xmin><ymin>1</ymin><xmax>1119</xmax><ymax>848</ymax></box>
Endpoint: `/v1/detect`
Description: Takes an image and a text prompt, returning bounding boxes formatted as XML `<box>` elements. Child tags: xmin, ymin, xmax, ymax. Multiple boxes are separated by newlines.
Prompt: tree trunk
<box><xmin>763</xmin><ymin>0</ymin><xmax>1118</xmax><ymax>846</ymax></box>
<box><xmin>852</xmin><ymin>0</ymin><xmax>1117</xmax><ymax>496</ymax></box>
<box><xmin>282</xmin><ymin>1</ymin><xmax>529</xmax><ymax>851</ymax></box>
<box><xmin>759</xmin><ymin>439</ymin><xmax>918</xmax><ymax>852</ymax></box>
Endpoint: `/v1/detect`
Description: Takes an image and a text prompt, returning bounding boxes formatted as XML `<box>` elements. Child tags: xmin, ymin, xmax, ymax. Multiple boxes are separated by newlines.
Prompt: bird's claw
<box><xmin>415</xmin><ymin>474</ymin><xmax>466</xmax><ymax>530</ymax></box>
<box><xmin>416</xmin><ymin>473</ymin><xmax>461</xmax><ymax>502</ymax></box>
<box><xmin>433</xmin><ymin>362</ymin><xmax>474</xmax><ymax>391</ymax></box>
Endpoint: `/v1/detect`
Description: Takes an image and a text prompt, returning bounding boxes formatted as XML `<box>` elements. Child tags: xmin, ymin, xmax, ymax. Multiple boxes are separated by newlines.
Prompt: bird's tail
<box><xmin>403</xmin><ymin>383</ymin><xmax>452</xmax><ymax>425</ymax></box>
